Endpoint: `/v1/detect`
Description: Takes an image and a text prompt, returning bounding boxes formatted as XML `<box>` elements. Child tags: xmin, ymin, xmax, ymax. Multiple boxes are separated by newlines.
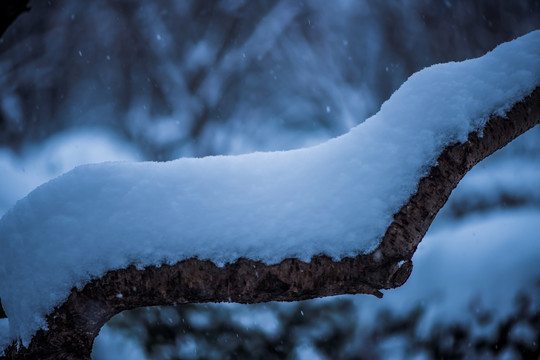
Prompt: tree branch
<box><xmin>2</xmin><ymin>87</ymin><xmax>538</xmax><ymax>359</ymax></box>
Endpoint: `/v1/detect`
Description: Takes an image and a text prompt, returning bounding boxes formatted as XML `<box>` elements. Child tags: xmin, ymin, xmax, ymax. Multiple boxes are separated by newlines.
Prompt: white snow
<box><xmin>93</xmin><ymin>208</ymin><xmax>540</xmax><ymax>359</ymax></box>
<box><xmin>91</xmin><ymin>326</ymin><xmax>147</xmax><ymax>360</ymax></box>
<box><xmin>1</xmin><ymin>31</ymin><xmax>540</xmax><ymax>347</ymax></box>
<box><xmin>0</xmin><ymin>127</ymin><xmax>141</xmax><ymax>216</ymax></box>
<box><xmin>446</xmin><ymin>159</ymin><xmax>540</xmax><ymax>212</ymax></box>
<box><xmin>357</xmin><ymin>208</ymin><xmax>540</xmax><ymax>340</ymax></box>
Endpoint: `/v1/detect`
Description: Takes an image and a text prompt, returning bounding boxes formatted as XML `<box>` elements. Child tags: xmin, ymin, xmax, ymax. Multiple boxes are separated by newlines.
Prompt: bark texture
<box><xmin>1</xmin><ymin>87</ymin><xmax>539</xmax><ymax>359</ymax></box>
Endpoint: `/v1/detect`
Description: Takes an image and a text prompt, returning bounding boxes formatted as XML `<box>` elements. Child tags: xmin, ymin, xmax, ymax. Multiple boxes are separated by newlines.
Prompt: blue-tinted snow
<box><xmin>357</xmin><ymin>209</ymin><xmax>540</xmax><ymax>344</ymax></box>
<box><xmin>91</xmin><ymin>326</ymin><xmax>147</xmax><ymax>360</ymax></box>
<box><xmin>0</xmin><ymin>128</ymin><xmax>141</xmax><ymax>216</ymax></box>
<box><xmin>90</xmin><ymin>209</ymin><xmax>540</xmax><ymax>360</ymax></box>
<box><xmin>1</xmin><ymin>31</ymin><xmax>539</xmax><ymax>347</ymax></box>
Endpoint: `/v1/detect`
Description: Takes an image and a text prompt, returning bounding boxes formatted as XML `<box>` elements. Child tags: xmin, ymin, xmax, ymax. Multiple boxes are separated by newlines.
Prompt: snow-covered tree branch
<box><xmin>0</xmin><ymin>31</ymin><xmax>539</xmax><ymax>360</ymax></box>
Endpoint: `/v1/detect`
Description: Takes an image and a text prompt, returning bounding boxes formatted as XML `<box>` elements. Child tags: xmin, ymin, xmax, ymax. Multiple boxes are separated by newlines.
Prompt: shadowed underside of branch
<box><xmin>1</xmin><ymin>87</ymin><xmax>539</xmax><ymax>359</ymax></box>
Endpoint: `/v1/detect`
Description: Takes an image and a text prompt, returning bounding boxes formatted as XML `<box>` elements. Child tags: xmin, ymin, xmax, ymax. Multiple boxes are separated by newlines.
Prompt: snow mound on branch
<box><xmin>0</xmin><ymin>127</ymin><xmax>141</xmax><ymax>216</ymax></box>
<box><xmin>1</xmin><ymin>30</ymin><xmax>540</xmax><ymax>347</ymax></box>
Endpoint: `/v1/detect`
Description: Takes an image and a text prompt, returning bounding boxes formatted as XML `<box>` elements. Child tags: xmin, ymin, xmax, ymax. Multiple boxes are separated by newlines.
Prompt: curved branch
<box><xmin>2</xmin><ymin>87</ymin><xmax>539</xmax><ymax>360</ymax></box>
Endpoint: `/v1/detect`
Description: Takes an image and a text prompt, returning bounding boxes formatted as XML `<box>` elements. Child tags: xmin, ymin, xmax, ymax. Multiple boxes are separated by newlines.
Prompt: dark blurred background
<box><xmin>2</xmin><ymin>0</ymin><xmax>539</xmax><ymax>159</ymax></box>
<box><xmin>1</xmin><ymin>0</ymin><xmax>540</xmax><ymax>359</ymax></box>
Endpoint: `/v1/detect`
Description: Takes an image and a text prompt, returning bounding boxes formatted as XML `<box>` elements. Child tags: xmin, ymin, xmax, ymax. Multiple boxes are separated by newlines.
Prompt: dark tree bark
<box><xmin>1</xmin><ymin>87</ymin><xmax>538</xmax><ymax>359</ymax></box>
<box><xmin>0</xmin><ymin>0</ymin><xmax>30</xmax><ymax>38</ymax></box>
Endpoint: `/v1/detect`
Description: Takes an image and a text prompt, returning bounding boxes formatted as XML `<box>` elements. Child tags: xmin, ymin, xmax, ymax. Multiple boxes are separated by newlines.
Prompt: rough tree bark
<box><xmin>0</xmin><ymin>87</ymin><xmax>538</xmax><ymax>359</ymax></box>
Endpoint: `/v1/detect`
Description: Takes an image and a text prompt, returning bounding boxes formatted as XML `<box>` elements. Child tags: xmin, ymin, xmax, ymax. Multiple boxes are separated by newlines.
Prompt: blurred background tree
<box><xmin>1</xmin><ymin>0</ymin><xmax>540</xmax><ymax>359</ymax></box>
<box><xmin>2</xmin><ymin>0</ymin><xmax>538</xmax><ymax>159</ymax></box>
